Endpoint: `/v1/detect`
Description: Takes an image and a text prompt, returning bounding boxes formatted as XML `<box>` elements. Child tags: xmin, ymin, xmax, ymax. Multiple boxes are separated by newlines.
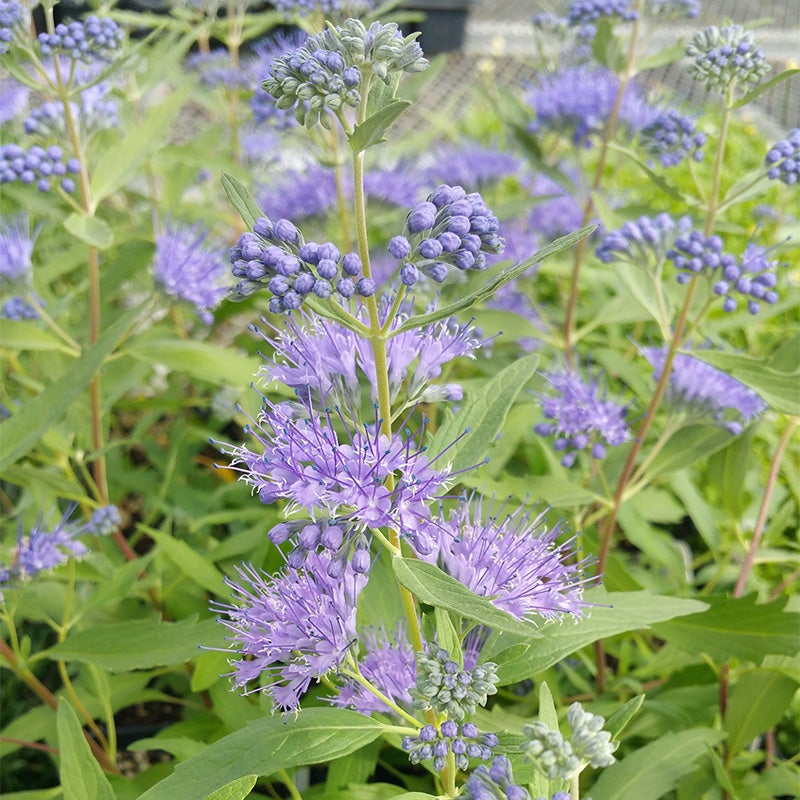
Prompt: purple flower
<box><xmin>765</xmin><ymin>128</ymin><xmax>800</xmax><ymax>186</ymax></box>
<box><xmin>422</xmin><ymin>143</ymin><xmax>521</xmax><ymax>188</ymax></box>
<box><xmin>215</xmin><ymin>552</ymin><xmax>366</xmax><ymax>713</ymax></box>
<box><xmin>566</xmin><ymin>0</ymin><xmax>637</xmax><ymax>26</ymax></box>
<box><xmin>0</xmin><ymin>75</ymin><xmax>29</xmax><ymax>124</ymax></box>
<box><xmin>0</xmin><ymin>215</ymin><xmax>35</xmax><ymax>287</ymax></box>
<box><xmin>639</xmin><ymin>109</ymin><xmax>706</xmax><ymax>167</ymax></box>
<box><xmin>641</xmin><ymin>347</ymin><xmax>766</xmax><ymax>434</ymax></box>
<box><xmin>37</xmin><ymin>15</ymin><xmax>124</xmax><ymax>64</ymax></box>
<box><xmin>435</xmin><ymin>497</ymin><xmax>589</xmax><ymax>620</ymax></box>
<box><xmin>526</xmin><ymin>172</ymin><xmax>586</xmax><ymax>241</ymax></box>
<box><xmin>534</xmin><ymin>367</ymin><xmax>630</xmax><ymax>466</ymax></box>
<box><xmin>217</xmin><ymin>397</ymin><xmax>449</xmax><ymax>555</ymax></box>
<box><xmin>187</xmin><ymin>50</ymin><xmax>250</xmax><ymax>89</ymax></box>
<box><xmin>153</xmin><ymin>223</ymin><xmax>228</xmax><ymax>322</ymax></box>
<box><xmin>1</xmin><ymin>295</ymin><xmax>39</xmax><ymax>320</ymax></box>
<box><xmin>462</xmin><ymin>756</ymin><xmax>531</xmax><ymax>800</ymax></box>
<box><xmin>527</xmin><ymin>65</ymin><xmax>654</xmax><ymax>145</ymax></box>
<box><xmin>256</xmin><ymin>300</ymin><xmax>482</xmax><ymax>409</ymax></box>
<box><xmin>1</xmin><ymin>505</ymin><xmax>117</xmax><ymax>585</ymax></box>
<box><xmin>330</xmin><ymin>623</ymin><xmax>416</xmax><ymax>716</ymax></box>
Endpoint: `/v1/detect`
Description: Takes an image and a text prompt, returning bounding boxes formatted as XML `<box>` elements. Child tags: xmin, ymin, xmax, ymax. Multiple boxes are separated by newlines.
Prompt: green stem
<box><xmin>341</xmin><ymin>666</ymin><xmax>421</xmax><ymax>727</ymax></box>
<box><xmin>277</xmin><ymin>769</ymin><xmax>303</xmax><ymax>800</ymax></box>
<box><xmin>594</xmin><ymin>85</ymin><xmax>735</xmax><ymax>692</ymax></box>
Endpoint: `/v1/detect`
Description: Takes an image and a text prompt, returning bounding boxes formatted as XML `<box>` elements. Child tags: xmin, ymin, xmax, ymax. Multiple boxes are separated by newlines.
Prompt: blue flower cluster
<box><xmin>765</xmin><ymin>128</ymin><xmax>800</xmax><ymax>185</ymax></box>
<box><xmin>402</xmin><ymin>721</ymin><xmax>498</xmax><ymax>772</ymax></box>
<box><xmin>0</xmin><ymin>143</ymin><xmax>80</xmax><ymax>193</ymax></box>
<box><xmin>667</xmin><ymin>231</ymin><xmax>781</xmax><ymax>313</ymax></box>
<box><xmin>38</xmin><ymin>16</ymin><xmax>124</xmax><ymax>63</ymax></box>
<box><xmin>461</xmin><ymin>756</ymin><xmax>530</xmax><ymax>800</ymax></box>
<box><xmin>0</xmin><ymin>0</ymin><xmax>23</xmax><ymax>53</ymax></box>
<box><xmin>1</xmin><ymin>296</ymin><xmax>39</xmax><ymax>320</ymax></box>
<box><xmin>595</xmin><ymin>213</ymin><xmax>689</xmax><ymax>265</ymax></box>
<box><xmin>566</xmin><ymin>0</ymin><xmax>637</xmax><ymax>26</ymax></box>
<box><xmin>250</xmin><ymin>30</ymin><xmax>308</xmax><ymax>128</ymax></box>
<box><xmin>528</xmin><ymin>65</ymin><xmax>654</xmax><ymax>145</ymax></box>
<box><xmin>713</xmin><ymin>242</ymin><xmax>781</xmax><ymax>314</ymax></box>
<box><xmin>685</xmin><ymin>25</ymin><xmax>770</xmax><ymax>93</ymax></box>
<box><xmin>0</xmin><ymin>505</ymin><xmax>119</xmax><ymax>585</ymax></box>
<box><xmin>229</xmin><ymin>216</ymin><xmax>375</xmax><ymax>312</ymax></box>
<box><xmin>186</xmin><ymin>51</ymin><xmax>250</xmax><ymax>90</ymax></box>
<box><xmin>23</xmin><ymin>90</ymin><xmax>119</xmax><ymax>139</ymax></box>
<box><xmin>639</xmin><ymin>109</ymin><xmax>706</xmax><ymax>167</ymax></box>
<box><xmin>388</xmin><ymin>184</ymin><xmax>504</xmax><ymax>285</ymax></box>
<box><xmin>534</xmin><ymin>368</ymin><xmax>630</xmax><ymax>467</ymax></box>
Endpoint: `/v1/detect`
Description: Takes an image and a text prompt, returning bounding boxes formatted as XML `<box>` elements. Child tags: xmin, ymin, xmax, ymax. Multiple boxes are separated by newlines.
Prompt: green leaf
<box><xmin>137</xmin><ymin>709</ymin><xmax>384</xmax><ymax>800</ymax></box>
<box><xmin>726</xmin><ymin>669</ymin><xmax>799</xmax><ymax>755</ymax></box>
<box><xmin>124</xmin><ymin>339</ymin><xmax>259</xmax><ymax>389</ymax></box>
<box><xmin>46</xmin><ymin>615</ymin><xmax>224</xmax><ymax>671</ymax></box>
<box><xmin>0</xmin><ymin>304</ymin><xmax>143</xmax><ymax>472</ymax></box>
<box><xmin>62</xmin><ymin>214</ymin><xmax>114</xmax><ymax>250</ymax></box>
<box><xmin>91</xmin><ymin>89</ymin><xmax>188</xmax><ymax>202</ymax></box>
<box><xmin>644</xmin><ymin>424</ymin><xmax>737</xmax><ymax>479</ymax></box>
<box><xmin>393</xmin><ymin>558</ymin><xmax>543</xmax><ymax>639</ymax></box>
<box><xmin>57</xmin><ymin>701</ymin><xmax>116</xmax><ymax>800</ymax></box>
<box><xmin>538</xmin><ymin>681</ymin><xmax>558</xmax><ymax>730</ymax></box>
<box><xmin>428</xmin><ymin>354</ymin><xmax>539</xmax><ymax>473</ymax></box>
<box><xmin>128</xmin><ymin>737</ymin><xmax>206</xmax><ymax>762</ymax></box>
<box><xmin>206</xmin><ymin>776</ymin><xmax>258</xmax><ymax>800</ymax></box>
<box><xmin>690</xmin><ymin>349</ymin><xmax>799</xmax><ymax>416</ymax></box>
<box><xmin>637</xmin><ymin>41</ymin><xmax>687</xmax><ymax>72</ymax></box>
<box><xmin>591</xmin><ymin>19</ymin><xmax>625</xmax><ymax>71</ymax></box>
<box><xmin>325</xmin><ymin>739</ymin><xmax>382</xmax><ymax>791</ymax></box>
<box><xmin>605</xmin><ymin>694</ymin><xmax>645</xmax><ymax>741</ymax></box>
<box><xmin>349</xmin><ymin>100</ymin><xmax>411</xmax><ymax>152</ymax></box>
<box><xmin>652</xmin><ymin>595</ymin><xmax>799</xmax><ymax>663</ymax></box>
<box><xmin>462</xmin><ymin>473</ymin><xmax>602</xmax><ymax>509</ymax></box>
<box><xmin>391</xmin><ymin>227</ymin><xmax>595</xmax><ymax>336</ymax></box>
<box><xmin>221</xmin><ymin>172</ymin><xmax>264</xmax><ymax>229</ymax></box>
<box><xmin>612</xmin><ymin>263</ymin><xmax>666</xmax><ymax>325</ymax></box>
<box><xmin>146</xmin><ymin>527</ymin><xmax>229</xmax><ymax>597</ymax></box>
<box><xmin>707</xmin><ymin>430</ymin><xmax>752</xmax><ymax>517</ymax></box>
<box><xmin>731</xmin><ymin>68</ymin><xmax>800</xmax><ymax>109</ymax></box>
<box><xmin>589</xmin><ymin>728</ymin><xmax>724</xmax><ymax>800</ymax></box>
<box><xmin>0</xmin><ymin>320</ymin><xmax>77</xmax><ymax>354</ymax></box>
<box><xmin>486</xmin><ymin>589</ymin><xmax>706</xmax><ymax>684</ymax></box>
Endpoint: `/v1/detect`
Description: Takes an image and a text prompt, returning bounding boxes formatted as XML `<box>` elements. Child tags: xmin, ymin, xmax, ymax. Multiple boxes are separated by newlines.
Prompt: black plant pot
<box><xmin>401</xmin><ymin>0</ymin><xmax>474</xmax><ymax>56</ymax></box>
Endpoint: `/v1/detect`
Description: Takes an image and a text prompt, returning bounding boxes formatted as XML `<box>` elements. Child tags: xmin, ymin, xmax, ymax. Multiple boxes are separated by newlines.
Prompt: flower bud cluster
<box><xmin>410</xmin><ymin>647</ymin><xmax>498</xmax><ymax>720</ymax></box>
<box><xmin>38</xmin><ymin>16</ymin><xmax>124</xmax><ymax>63</ymax></box>
<box><xmin>268</xmin><ymin>518</ymin><xmax>371</xmax><ymax>577</ymax></box>
<box><xmin>461</xmin><ymin>755</ymin><xmax>531</xmax><ymax>800</ymax></box>
<box><xmin>765</xmin><ymin>128</ymin><xmax>800</xmax><ymax>185</ymax></box>
<box><xmin>639</xmin><ymin>109</ymin><xmax>706</xmax><ymax>167</ymax></box>
<box><xmin>521</xmin><ymin>723</ymin><xmax>580</xmax><ymax>780</ymax></box>
<box><xmin>567</xmin><ymin>702</ymin><xmax>617</xmax><ymax>768</ymax></box>
<box><xmin>595</xmin><ymin>212</ymin><xmax>689</xmax><ymax>265</ymax></box>
<box><xmin>712</xmin><ymin>242</ymin><xmax>781</xmax><ymax>314</ymax></box>
<box><xmin>667</xmin><ymin>231</ymin><xmax>781</xmax><ymax>314</ymax></box>
<box><xmin>685</xmin><ymin>25</ymin><xmax>770</xmax><ymax>93</ymax></box>
<box><xmin>229</xmin><ymin>216</ymin><xmax>375</xmax><ymax>312</ymax></box>
<box><xmin>0</xmin><ymin>0</ymin><xmax>24</xmax><ymax>53</ymax></box>
<box><xmin>85</xmin><ymin>505</ymin><xmax>121</xmax><ymax>536</ymax></box>
<box><xmin>24</xmin><ymin>92</ymin><xmax>119</xmax><ymax>139</ymax></box>
<box><xmin>402</xmin><ymin>721</ymin><xmax>498</xmax><ymax>772</ymax></box>
<box><xmin>1</xmin><ymin>296</ymin><xmax>38</xmax><ymax>320</ymax></box>
<box><xmin>0</xmin><ymin>143</ymin><xmax>80</xmax><ymax>193</ymax></box>
<box><xmin>566</xmin><ymin>0</ymin><xmax>637</xmax><ymax>27</ymax></box>
<box><xmin>389</xmin><ymin>184</ymin><xmax>504</xmax><ymax>285</ymax></box>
